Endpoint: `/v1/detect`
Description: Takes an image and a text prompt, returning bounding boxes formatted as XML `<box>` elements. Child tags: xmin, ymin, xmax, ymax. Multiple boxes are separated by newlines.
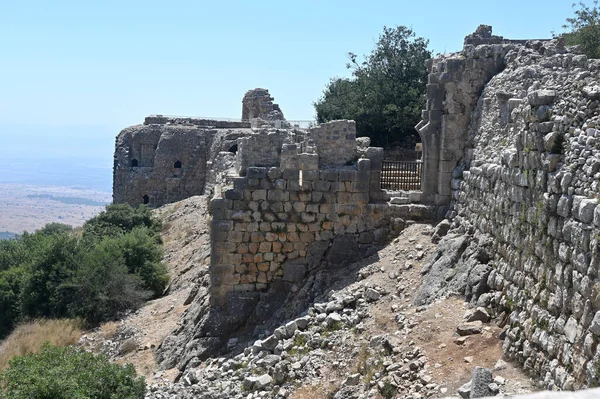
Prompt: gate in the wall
<box><xmin>380</xmin><ymin>160</ymin><xmax>422</xmax><ymax>191</ymax></box>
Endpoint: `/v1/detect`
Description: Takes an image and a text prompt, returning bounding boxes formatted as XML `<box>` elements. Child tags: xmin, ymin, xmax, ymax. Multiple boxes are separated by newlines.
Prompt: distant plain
<box><xmin>0</xmin><ymin>125</ymin><xmax>115</xmax><ymax>235</ymax></box>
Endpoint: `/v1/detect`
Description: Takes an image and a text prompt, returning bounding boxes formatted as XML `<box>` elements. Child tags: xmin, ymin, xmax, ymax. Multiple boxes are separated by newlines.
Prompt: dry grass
<box><xmin>98</xmin><ymin>321</ymin><xmax>119</xmax><ymax>340</ymax></box>
<box><xmin>0</xmin><ymin>319</ymin><xmax>83</xmax><ymax>370</ymax></box>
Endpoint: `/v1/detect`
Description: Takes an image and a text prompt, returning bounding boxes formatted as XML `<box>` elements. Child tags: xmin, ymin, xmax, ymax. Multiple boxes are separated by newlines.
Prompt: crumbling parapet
<box><xmin>241</xmin><ymin>88</ymin><xmax>285</xmax><ymax>121</ymax></box>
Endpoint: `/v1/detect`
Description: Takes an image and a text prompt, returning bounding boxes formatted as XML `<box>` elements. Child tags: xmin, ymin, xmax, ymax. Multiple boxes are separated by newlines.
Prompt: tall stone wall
<box><xmin>308</xmin><ymin>120</ymin><xmax>358</xmax><ymax>167</ymax></box>
<box><xmin>417</xmin><ymin>26</ymin><xmax>510</xmax><ymax>207</ymax></box>
<box><xmin>419</xmin><ymin>27</ymin><xmax>600</xmax><ymax>390</ymax></box>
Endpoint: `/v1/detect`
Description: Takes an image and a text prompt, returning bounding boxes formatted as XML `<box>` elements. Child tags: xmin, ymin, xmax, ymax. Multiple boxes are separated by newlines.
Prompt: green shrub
<box><xmin>84</xmin><ymin>204</ymin><xmax>161</xmax><ymax>238</ymax></box>
<box><xmin>0</xmin><ymin>343</ymin><xmax>145</xmax><ymax>399</ymax></box>
<box><xmin>0</xmin><ymin>203</ymin><xmax>169</xmax><ymax>338</ymax></box>
<box><xmin>559</xmin><ymin>1</ymin><xmax>600</xmax><ymax>59</ymax></box>
<box><xmin>115</xmin><ymin>227</ymin><xmax>169</xmax><ymax>296</ymax></box>
<box><xmin>59</xmin><ymin>239</ymin><xmax>151</xmax><ymax>324</ymax></box>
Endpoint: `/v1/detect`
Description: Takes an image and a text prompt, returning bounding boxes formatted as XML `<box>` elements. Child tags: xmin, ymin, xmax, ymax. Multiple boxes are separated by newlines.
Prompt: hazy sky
<box><xmin>1</xmin><ymin>0</ymin><xmax>577</xmax><ymax>130</ymax></box>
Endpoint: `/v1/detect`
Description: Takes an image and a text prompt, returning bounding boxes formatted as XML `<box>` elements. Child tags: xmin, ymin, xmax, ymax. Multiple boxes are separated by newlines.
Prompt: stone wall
<box><xmin>209</xmin><ymin>156</ymin><xmax>390</xmax><ymax>303</ymax></box>
<box><xmin>419</xmin><ymin>27</ymin><xmax>600</xmax><ymax>390</ymax></box>
<box><xmin>113</xmin><ymin>120</ymin><xmax>253</xmax><ymax>207</ymax></box>
<box><xmin>308</xmin><ymin>120</ymin><xmax>358</xmax><ymax>167</ymax></box>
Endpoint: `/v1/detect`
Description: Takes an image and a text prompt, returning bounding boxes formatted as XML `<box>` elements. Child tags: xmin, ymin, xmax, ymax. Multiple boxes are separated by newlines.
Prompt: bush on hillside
<box><xmin>83</xmin><ymin>204</ymin><xmax>161</xmax><ymax>238</ymax></box>
<box><xmin>0</xmin><ymin>203</ymin><xmax>169</xmax><ymax>339</ymax></box>
<box><xmin>0</xmin><ymin>344</ymin><xmax>145</xmax><ymax>399</ymax></box>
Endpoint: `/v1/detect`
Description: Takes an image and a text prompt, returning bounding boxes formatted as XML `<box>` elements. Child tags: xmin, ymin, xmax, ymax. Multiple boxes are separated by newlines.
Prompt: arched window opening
<box><xmin>174</xmin><ymin>160</ymin><xmax>182</xmax><ymax>169</ymax></box>
<box><xmin>143</xmin><ymin>195</ymin><xmax>149</xmax><ymax>205</ymax></box>
<box><xmin>228</xmin><ymin>144</ymin><xmax>238</xmax><ymax>154</ymax></box>
<box><xmin>131</xmin><ymin>159</ymin><xmax>139</xmax><ymax>167</ymax></box>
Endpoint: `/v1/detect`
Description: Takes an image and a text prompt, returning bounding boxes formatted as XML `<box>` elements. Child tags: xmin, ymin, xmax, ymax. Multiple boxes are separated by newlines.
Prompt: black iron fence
<box><xmin>381</xmin><ymin>160</ymin><xmax>422</xmax><ymax>191</ymax></box>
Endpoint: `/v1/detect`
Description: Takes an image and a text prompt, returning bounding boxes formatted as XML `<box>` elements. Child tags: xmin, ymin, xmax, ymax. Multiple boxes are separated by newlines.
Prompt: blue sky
<box><xmin>0</xmin><ymin>0</ymin><xmax>581</xmax><ymax>183</ymax></box>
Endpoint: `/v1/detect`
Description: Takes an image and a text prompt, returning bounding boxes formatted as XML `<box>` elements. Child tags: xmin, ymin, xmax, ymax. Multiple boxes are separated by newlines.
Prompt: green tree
<box><xmin>59</xmin><ymin>238</ymin><xmax>151</xmax><ymax>324</ymax></box>
<box><xmin>0</xmin><ymin>344</ymin><xmax>145</xmax><ymax>399</ymax></box>
<box><xmin>116</xmin><ymin>227</ymin><xmax>169</xmax><ymax>296</ymax></box>
<box><xmin>84</xmin><ymin>204</ymin><xmax>161</xmax><ymax>238</ymax></box>
<box><xmin>560</xmin><ymin>1</ymin><xmax>600</xmax><ymax>58</ymax></box>
<box><xmin>314</xmin><ymin>26</ymin><xmax>431</xmax><ymax>147</ymax></box>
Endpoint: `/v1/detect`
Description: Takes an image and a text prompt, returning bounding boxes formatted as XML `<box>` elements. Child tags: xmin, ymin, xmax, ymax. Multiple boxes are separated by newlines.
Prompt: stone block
<box><xmin>224</xmin><ymin>189</ymin><xmax>243</xmax><ymax>200</ymax></box>
<box><xmin>366</xmin><ymin>147</ymin><xmax>384</xmax><ymax>170</ymax></box>
<box><xmin>267</xmin><ymin>167</ymin><xmax>282</xmax><ymax>180</ymax></box>
<box><xmin>337</xmin><ymin>192</ymin><xmax>352</xmax><ymax>204</ymax></box>
<box><xmin>357</xmin><ymin>158</ymin><xmax>371</xmax><ymax>172</ymax></box>
<box><xmin>313</xmin><ymin>180</ymin><xmax>331</xmax><ymax>191</ymax></box>
<box><xmin>259</xmin><ymin>242</ymin><xmax>272</xmax><ymax>252</ymax></box>
<box><xmin>339</xmin><ymin>170</ymin><xmax>357</xmax><ymax>181</ymax></box>
<box><xmin>578</xmin><ymin>199</ymin><xmax>598</xmax><ymax>224</ymax></box>
<box><xmin>320</xmin><ymin>170</ymin><xmax>339</xmax><ymax>181</ymax></box>
<box><xmin>302</xmin><ymin>170</ymin><xmax>319</xmax><ymax>181</ymax></box>
<box><xmin>267</xmin><ymin>190</ymin><xmax>289</xmax><ymax>202</ymax></box>
<box><xmin>300</xmin><ymin>232</ymin><xmax>314</xmax><ymax>242</ymax></box>
<box><xmin>252</xmin><ymin>190</ymin><xmax>267</xmax><ymax>201</ymax></box>
<box><xmin>215</xmin><ymin>241</ymin><xmax>237</xmax><ymax>253</ymax></box>
<box><xmin>227</xmin><ymin>231</ymin><xmax>244</xmax><ymax>243</ymax></box>
<box><xmin>210</xmin><ymin>198</ymin><xmax>233</xmax><ymax>210</ymax></box>
<box><xmin>351</xmin><ymin>181</ymin><xmax>369</xmax><ymax>193</ymax></box>
<box><xmin>282</xmin><ymin>169</ymin><xmax>300</xmax><ymax>179</ymax></box>
<box><xmin>247</xmin><ymin>167</ymin><xmax>268</xmax><ymax>179</ymax></box>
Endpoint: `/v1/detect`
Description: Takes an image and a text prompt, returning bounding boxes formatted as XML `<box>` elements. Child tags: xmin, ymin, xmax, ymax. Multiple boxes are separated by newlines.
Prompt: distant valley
<box><xmin>0</xmin><ymin>124</ymin><xmax>116</xmax><ymax>235</ymax></box>
<box><xmin>0</xmin><ymin>184</ymin><xmax>111</xmax><ymax>235</ymax></box>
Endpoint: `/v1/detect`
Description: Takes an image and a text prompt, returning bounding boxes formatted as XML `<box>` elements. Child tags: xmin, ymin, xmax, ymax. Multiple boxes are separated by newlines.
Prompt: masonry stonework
<box><xmin>418</xmin><ymin>26</ymin><xmax>600</xmax><ymax>390</ymax></box>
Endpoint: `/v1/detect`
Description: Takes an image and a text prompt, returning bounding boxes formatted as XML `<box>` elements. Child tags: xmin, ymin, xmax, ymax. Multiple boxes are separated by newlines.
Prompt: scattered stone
<box><xmin>493</xmin><ymin>359</ymin><xmax>508</xmax><ymax>371</ymax></box>
<box><xmin>343</xmin><ymin>373</ymin><xmax>361</xmax><ymax>386</ymax></box>
<box><xmin>364</xmin><ymin>288</ymin><xmax>381</xmax><ymax>301</ymax></box>
<box><xmin>463</xmin><ymin>307</ymin><xmax>490</xmax><ymax>323</ymax></box>
<box><xmin>456</xmin><ymin>321</ymin><xmax>483</xmax><ymax>336</ymax></box>
<box><xmin>458</xmin><ymin>381</ymin><xmax>471</xmax><ymax>398</ymax></box>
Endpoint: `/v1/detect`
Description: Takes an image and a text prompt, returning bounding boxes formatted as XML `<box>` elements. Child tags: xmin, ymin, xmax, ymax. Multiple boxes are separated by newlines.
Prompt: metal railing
<box><xmin>381</xmin><ymin>160</ymin><xmax>422</xmax><ymax>191</ymax></box>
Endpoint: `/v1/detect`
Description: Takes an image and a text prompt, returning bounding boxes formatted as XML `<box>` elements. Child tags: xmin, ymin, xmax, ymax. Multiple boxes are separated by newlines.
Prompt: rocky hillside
<box><xmin>81</xmin><ymin>194</ymin><xmax>537</xmax><ymax>398</ymax></box>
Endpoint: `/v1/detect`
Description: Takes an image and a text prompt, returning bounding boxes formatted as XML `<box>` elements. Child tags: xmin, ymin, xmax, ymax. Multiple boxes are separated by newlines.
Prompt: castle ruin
<box><xmin>114</xmin><ymin>25</ymin><xmax>600</xmax><ymax>391</ymax></box>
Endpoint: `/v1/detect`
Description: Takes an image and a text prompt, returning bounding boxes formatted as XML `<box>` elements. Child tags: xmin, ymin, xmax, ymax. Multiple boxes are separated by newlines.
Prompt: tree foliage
<box><xmin>0</xmin><ymin>344</ymin><xmax>145</xmax><ymax>399</ymax></box>
<box><xmin>560</xmin><ymin>1</ymin><xmax>600</xmax><ymax>58</ymax></box>
<box><xmin>0</xmin><ymin>204</ymin><xmax>168</xmax><ymax>338</ymax></box>
<box><xmin>314</xmin><ymin>26</ymin><xmax>431</xmax><ymax>148</ymax></box>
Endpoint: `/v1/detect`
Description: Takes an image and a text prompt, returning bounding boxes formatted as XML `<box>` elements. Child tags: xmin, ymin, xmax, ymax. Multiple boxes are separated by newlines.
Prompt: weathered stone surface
<box><xmin>464</xmin><ymin>307</ymin><xmax>490</xmax><ymax>323</ymax></box>
<box><xmin>457</xmin><ymin>321</ymin><xmax>483</xmax><ymax>336</ymax></box>
<box><xmin>470</xmin><ymin>367</ymin><xmax>493</xmax><ymax>398</ymax></box>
